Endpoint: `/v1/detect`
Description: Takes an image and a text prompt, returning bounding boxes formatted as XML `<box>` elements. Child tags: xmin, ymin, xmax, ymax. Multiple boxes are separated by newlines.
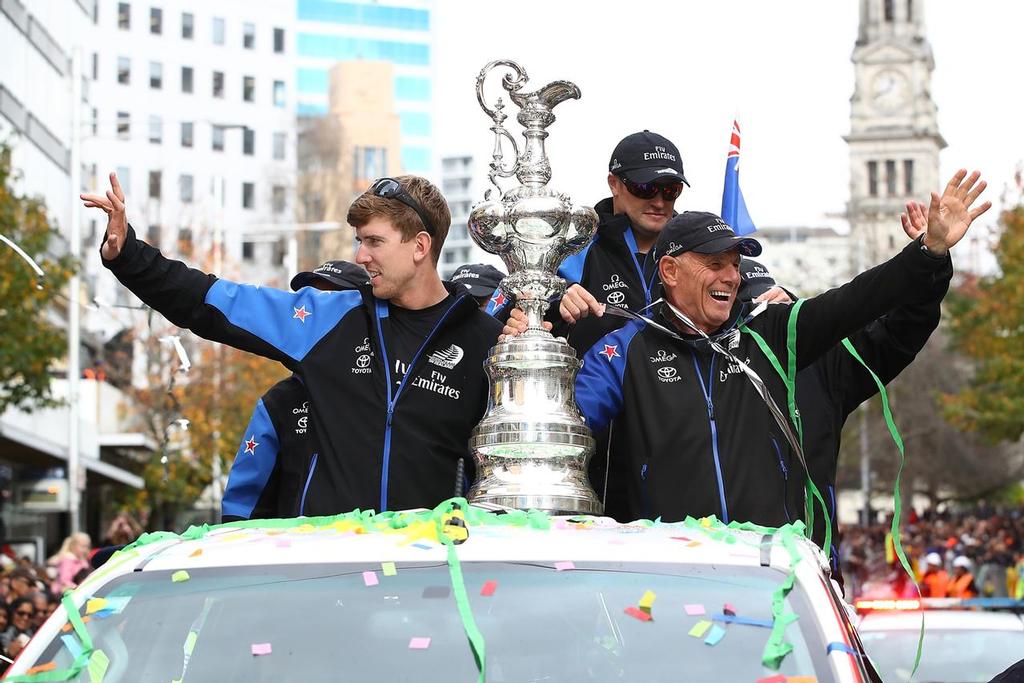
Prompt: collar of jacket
<box><xmin>648</xmin><ymin>298</ymin><xmax>750</xmax><ymax>351</ymax></box>
<box><xmin>356</xmin><ymin>280</ymin><xmax>478</xmax><ymax>326</ymax></box>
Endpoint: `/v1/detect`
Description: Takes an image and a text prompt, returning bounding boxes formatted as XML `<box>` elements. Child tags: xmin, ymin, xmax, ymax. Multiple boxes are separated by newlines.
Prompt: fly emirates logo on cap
<box><xmin>643</xmin><ymin>145</ymin><xmax>676</xmax><ymax>163</ymax></box>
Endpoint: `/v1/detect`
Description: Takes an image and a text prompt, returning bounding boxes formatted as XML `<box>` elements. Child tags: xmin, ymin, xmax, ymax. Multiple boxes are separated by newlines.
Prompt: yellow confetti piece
<box><xmin>217</xmin><ymin>532</ymin><xmax>247</xmax><ymax>543</ymax></box>
<box><xmin>88</xmin><ymin>648</ymin><xmax>109</xmax><ymax>683</ymax></box>
<box><xmin>381</xmin><ymin>562</ymin><xmax>397</xmax><ymax>576</ymax></box>
<box><xmin>688</xmin><ymin>620</ymin><xmax>712</xmax><ymax>638</ymax></box>
<box><xmin>295</xmin><ymin>524</ymin><xmax>317</xmax><ymax>534</ymax></box>
<box><xmin>686</xmin><ymin>541</ymin><xmax>701</xmax><ymax>548</ymax></box>
<box><xmin>86</xmin><ymin>598</ymin><xmax>109</xmax><ymax>615</ymax></box>
<box><xmin>700</xmin><ymin>517</ymin><xmax>713</xmax><ymax>528</ymax></box>
<box><xmin>172</xmin><ymin>570</ymin><xmax>190</xmax><ymax>583</ymax></box>
<box><xmin>638</xmin><ymin>590</ymin><xmax>656</xmax><ymax>610</ymax></box>
<box><xmin>189</xmin><ymin>549</ymin><xmax>202</xmax><ymax>557</ymax></box>
<box><xmin>786</xmin><ymin>678</ymin><xmax>817</xmax><ymax>683</ymax></box>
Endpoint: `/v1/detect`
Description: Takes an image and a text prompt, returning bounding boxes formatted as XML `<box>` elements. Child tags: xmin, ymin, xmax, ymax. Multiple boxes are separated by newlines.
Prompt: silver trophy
<box><xmin>466</xmin><ymin>60</ymin><xmax>602</xmax><ymax>514</ymax></box>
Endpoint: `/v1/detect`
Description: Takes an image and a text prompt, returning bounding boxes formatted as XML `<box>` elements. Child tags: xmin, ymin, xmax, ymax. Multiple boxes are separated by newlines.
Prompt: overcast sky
<box><xmin>432</xmin><ymin>1</ymin><xmax>1023</xmax><ymax>237</ymax></box>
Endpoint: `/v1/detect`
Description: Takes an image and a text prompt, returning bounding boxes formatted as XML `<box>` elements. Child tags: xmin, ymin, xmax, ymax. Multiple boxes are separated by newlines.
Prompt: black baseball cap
<box><xmin>608</xmin><ymin>130</ymin><xmax>689</xmax><ymax>186</ymax></box>
<box><xmin>290</xmin><ymin>260</ymin><xmax>369</xmax><ymax>291</ymax></box>
<box><xmin>738</xmin><ymin>258</ymin><xmax>776</xmax><ymax>302</ymax></box>
<box><xmin>450</xmin><ymin>263</ymin><xmax>505</xmax><ymax>299</ymax></box>
<box><xmin>653</xmin><ymin>211</ymin><xmax>762</xmax><ymax>260</ymax></box>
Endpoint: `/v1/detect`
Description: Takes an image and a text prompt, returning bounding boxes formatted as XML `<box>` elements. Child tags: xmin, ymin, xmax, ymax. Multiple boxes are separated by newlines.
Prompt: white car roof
<box><xmin>859</xmin><ymin>609</ymin><xmax>1024</xmax><ymax>632</ymax></box>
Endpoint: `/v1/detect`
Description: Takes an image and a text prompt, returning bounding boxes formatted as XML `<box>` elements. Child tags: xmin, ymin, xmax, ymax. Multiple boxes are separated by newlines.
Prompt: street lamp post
<box><xmin>67</xmin><ymin>47</ymin><xmax>84</xmax><ymax>533</ymax></box>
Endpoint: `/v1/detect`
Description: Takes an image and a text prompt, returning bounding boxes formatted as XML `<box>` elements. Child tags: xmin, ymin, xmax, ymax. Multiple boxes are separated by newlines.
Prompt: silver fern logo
<box><xmin>428</xmin><ymin>344</ymin><xmax>464</xmax><ymax>370</ymax></box>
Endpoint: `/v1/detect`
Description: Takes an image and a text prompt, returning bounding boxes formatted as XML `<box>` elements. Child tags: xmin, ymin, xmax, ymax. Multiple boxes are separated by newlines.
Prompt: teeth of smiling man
<box><xmin>709</xmin><ymin>290</ymin><xmax>731</xmax><ymax>302</ymax></box>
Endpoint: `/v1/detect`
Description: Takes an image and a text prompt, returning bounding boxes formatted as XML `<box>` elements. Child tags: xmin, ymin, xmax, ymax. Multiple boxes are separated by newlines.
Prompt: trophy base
<box><xmin>468</xmin><ymin>423</ymin><xmax>603</xmax><ymax>515</ymax></box>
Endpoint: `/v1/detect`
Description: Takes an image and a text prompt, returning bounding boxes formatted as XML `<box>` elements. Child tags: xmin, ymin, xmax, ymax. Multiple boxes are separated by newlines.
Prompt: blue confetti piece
<box><xmin>61</xmin><ymin>634</ymin><xmax>83</xmax><ymax>659</ymax></box>
<box><xmin>704</xmin><ymin>625</ymin><xmax>727</xmax><ymax>646</ymax></box>
<box><xmin>411</xmin><ymin>543</ymin><xmax>433</xmax><ymax>550</ymax></box>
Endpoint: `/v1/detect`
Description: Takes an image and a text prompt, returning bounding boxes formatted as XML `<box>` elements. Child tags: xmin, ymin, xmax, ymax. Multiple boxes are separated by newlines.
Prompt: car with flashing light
<box><xmin>856</xmin><ymin>597</ymin><xmax>1024</xmax><ymax>683</ymax></box>
<box><xmin>4</xmin><ymin>506</ymin><xmax>880</xmax><ymax>682</ymax></box>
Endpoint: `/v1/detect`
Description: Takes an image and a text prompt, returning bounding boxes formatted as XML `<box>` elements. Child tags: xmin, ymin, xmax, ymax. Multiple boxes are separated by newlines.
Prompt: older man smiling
<box><xmin>573</xmin><ymin>170</ymin><xmax>990</xmax><ymax>528</ymax></box>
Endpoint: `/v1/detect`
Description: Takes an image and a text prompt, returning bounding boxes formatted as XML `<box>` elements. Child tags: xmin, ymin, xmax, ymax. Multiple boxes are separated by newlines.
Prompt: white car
<box><xmin>6</xmin><ymin>507</ymin><xmax>878</xmax><ymax>682</ymax></box>
<box><xmin>858</xmin><ymin>602</ymin><xmax>1024</xmax><ymax>683</ymax></box>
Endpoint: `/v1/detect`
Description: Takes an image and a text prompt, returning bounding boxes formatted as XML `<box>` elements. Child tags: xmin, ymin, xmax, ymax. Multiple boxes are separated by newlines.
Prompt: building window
<box><xmin>903</xmin><ymin>159</ymin><xmax>914</xmax><ymax>195</ymax></box>
<box><xmin>117</xmin><ymin>56</ymin><xmax>130</xmax><ymax>84</ymax></box>
<box><xmin>212</xmin><ymin>125</ymin><xmax>225</xmax><ymax>152</ymax></box>
<box><xmin>354</xmin><ymin>146</ymin><xmax>387</xmax><ymax>180</ymax></box>
<box><xmin>149</xmin><ymin>61</ymin><xmax>162</xmax><ymax>89</ymax></box>
<box><xmin>212</xmin><ymin>71</ymin><xmax>224</xmax><ymax>98</ymax></box>
<box><xmin>179</xmin><ymin>174</ymin><xmax>194</xmax><ymax>202</ymax></box>
<box><xmin>181</xmin><ymin>12</ymin><xmax>193</xmax><ymax>39</ymax></box>
<box><xmin>118</xmin><ymin>2</ymin><xmax>130</xmax><ymax>29</ymax></box>
<box><xmin>150</xmin><ymin>7</ymin><xmax>162</xmax><ymax>34</ymax></box>
<box><xmin>91</xmin><ymin>107</ymin><xmax>98</xmax><ymax>136</ymax></box>
<box><xmin>906</xmin><ymin>0</ymin><xmax>913</xmax><ymax>21</ymax></box>
<box><xmin>272</xmin><ymin>132</ymin><xmax>286</xmax><ymax>160</ymax></box>
<box><xmin>148</xmin><ymin>170</ymin><xmax>162</xmax><ymax>199</ymax></box>
<box><xmin>117</xmin><ymin>112</ymin><xmax>130</xmax><ymax>139</ymax></box>
<box><xmin>885</xmin><ymin>159</ymin><xmax>897</xmax><ymax>196</ymax></box>
<box><xmin>272</xmin><ymin>185</ymin><xmax>286</xmax><ymax>213</ymax></box>
<box><xmin>178</xmin><ymin>228</ymin><xmax>193</xmax><ymax>256</ymax></box>
<box><xmin>242</xmin><ymin>127</ymin><xmax>254</xmax><ymax>155</ymax></box>
<box><xmin>146</xmin><ymin>224</ymin><xmax>161</xmax><ymax>244</ymax></box>
<box><xmin>212</xmin><ymin>17</ymin><xmax>225</xmax><ymax>45</ymax></box>
<box><xmin>181</xmin><ymin>66</ymin><xmax>193</xmax><ymax>93</ymax></box>
<box><xmin>867</xmin><ymin>160</ymin><xmax>878</xmax><ymax>197</ymax></box>
<box><xmin>243</xmin><ymin>76</ymin><xmax>255</xmax><ymax>102</ymax></box>
<box><xmin>243</xmin><ymin>22</ymin><xmax>255</xmax><ymax>49</ymax></box>
<box><xmin>116</xmin><ymin>167</ymin><xmax>131</xmax><ymax>195</ymax></box>
<box><xmin>273</xmin><ymin>80</ymin><xmax>285</xmax><ymax>107</ymax></box>
<box><xmin>273</xmin><ymin>27</ymin><xmax>285</xmax><ymax>53</ymax></box>
<box><xmin>180</xmin><ymin>121</ymin><xmax>193</xmax><ymax>148</ymax></box>
<box><xmin>884</xmin><ymin>0</ymin><xmax>894</xmax><ymax>21</ymax></box>
<box><xmin>91</xmin><ymin>52</ymin><xmax>98</xmax><ymax>80</ymax></box>
<box><xmin>242</xmin><ymin>182</ymin><xmax>255</xmax><ymax>209</ymax></box>
<box><xmin>148</xmin><ymin>115</ymin><xmax>162</xmax><ymax>144</ymax></box>
<box><xmin>242</xmin><ymin>241</ymin><xmax>255</xmax><ymax>260</ymax></box>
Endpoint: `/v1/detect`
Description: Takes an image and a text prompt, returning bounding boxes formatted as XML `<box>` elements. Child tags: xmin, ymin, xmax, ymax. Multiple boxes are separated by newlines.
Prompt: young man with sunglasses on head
<box><xmin>84</xmin><ymin>174</ymin><xmax>501</xmax><ymax>517</ymax></box>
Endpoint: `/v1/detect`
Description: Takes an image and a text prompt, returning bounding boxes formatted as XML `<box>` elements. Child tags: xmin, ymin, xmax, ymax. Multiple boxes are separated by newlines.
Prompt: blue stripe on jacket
<box><xmin>204</xmin><ymin>284</ymin><xmax>361</xmax><ymax>362</ymax></box>
<box><xmin>222</xmin><ymin>399</ymin><xmax>279</xmax><ymax>520</ymax></box>
<box><xmin>575</xmin><ymin>319</ymin><xmax>644</xmax><ymax>433</ymax></box>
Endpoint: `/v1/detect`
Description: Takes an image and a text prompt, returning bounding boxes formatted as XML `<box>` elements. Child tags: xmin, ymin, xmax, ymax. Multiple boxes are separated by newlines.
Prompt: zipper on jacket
<box><xmin>373</xmin><ymin>295</ymin><xmax>467</xmax><ymax>512</ymax></box>
<box><xmin>623</xmin><ymin>228</ymin><xmax>659</xmax><ymax>308</ymax></box>
<box><xmin>299</xmin><ymin>453</ymin><xmax>318</xmax><ymax>516</ymax></box>
<box><xmin>771</xmin><ymin>437</ymin><xmax>791</xmax><ymax>523</ymax></box>
<box><xmin>639</xmin><ymin>463</ymin><xmax>652</xmax><ymax>520</ymax></box>
<box><xmin>691</xmin><ymin>352</ymin><xmax>729</xmax><ymax>523</ymax></box>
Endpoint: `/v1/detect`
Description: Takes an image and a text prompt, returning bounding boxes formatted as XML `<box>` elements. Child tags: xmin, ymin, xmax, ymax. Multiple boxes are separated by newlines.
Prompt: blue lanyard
<box><xmin>623</xmin><ymin>227</ymin><xmax>658</xmax><ymax>307</ymax></box>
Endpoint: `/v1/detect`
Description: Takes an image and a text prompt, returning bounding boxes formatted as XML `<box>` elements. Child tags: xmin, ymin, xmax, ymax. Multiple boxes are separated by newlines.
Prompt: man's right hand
<box><xmin>81</xmin><ymin>171</ymin><xmax>128</xmax><ymax>260</ymax></box>
<box><xmin>559</xmin><ymin>284</ymin><xmax>605</xmax><ymax>324</ymax></box>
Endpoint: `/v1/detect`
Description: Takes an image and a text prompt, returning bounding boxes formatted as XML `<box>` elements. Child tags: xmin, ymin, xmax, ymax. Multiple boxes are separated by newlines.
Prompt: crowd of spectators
<box><xmin>0</xmin><ymin>512</ymin><xmax>142</xmax><ymax>672</ymax></box>
<box><xmin>839</xmin><ymin>501</ymin><xmax>1024</xmax><ymax>600</ymax></box>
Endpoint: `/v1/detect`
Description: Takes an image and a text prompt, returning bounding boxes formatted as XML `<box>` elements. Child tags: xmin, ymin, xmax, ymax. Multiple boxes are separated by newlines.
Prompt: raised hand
<box><xmin>81</xmin><ymin>172</ymin><xmax>128</xmax><ymax>260</ymax></box>
<box><xmin>922</xmin><ymin>169</ymin><xmax>992</xmax><ymax>256</ymax></box>
<box><xmin>900</xmin><ymin>200</ymin><xmax>928</xmax><ymax>240</ymax></box>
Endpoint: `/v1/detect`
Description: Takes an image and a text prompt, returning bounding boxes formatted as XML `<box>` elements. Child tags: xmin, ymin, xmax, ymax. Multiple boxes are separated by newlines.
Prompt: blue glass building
<box><xmin>295</xmin><ymin>0</ymin><xmax>432</xmax><ymax>173</ymax></box>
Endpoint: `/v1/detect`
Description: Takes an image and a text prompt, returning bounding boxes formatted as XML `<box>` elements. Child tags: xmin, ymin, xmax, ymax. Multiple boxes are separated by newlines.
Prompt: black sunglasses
<box><xmin>367</xmin><ymin>178</ymin><xmax>436</xmax><ymax>236</ymax></box>
<box><xmin>14</xmin><ymin>609</ymin><xmax>33</xmax><ymax>617</ymax></box>
<box><xmin>618</xmin><ymin>176</ymin><xmax>685</xmax><ymax>202</ymax></box>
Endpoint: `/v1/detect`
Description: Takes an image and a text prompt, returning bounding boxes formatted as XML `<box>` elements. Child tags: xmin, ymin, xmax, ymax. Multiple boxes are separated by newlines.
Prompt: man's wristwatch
<box><xmin>918</xmin><ymin>235</ymin><xmax>944</xmax><ymax>259</ymax></box>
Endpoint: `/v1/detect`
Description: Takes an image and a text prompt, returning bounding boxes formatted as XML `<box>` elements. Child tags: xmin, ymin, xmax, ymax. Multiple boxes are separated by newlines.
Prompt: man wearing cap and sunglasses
<box><xmin>221</xmin><ymin>260</ymin><xmax>368</xmax><ymax>522</ymax></box>
<box><xmin>85</xmin><ymin>173</ymin><xmax>501</xmax><ymax>517</ymax></box>
<box><xmin>553</xmin><ymin>130</ymin><xmax>688</xmax><ymax>355</ymax></box>
<box><xmin>573</xmin><ymin>169</ymin><xmax>989</xmax><ymax>529</ymax></box>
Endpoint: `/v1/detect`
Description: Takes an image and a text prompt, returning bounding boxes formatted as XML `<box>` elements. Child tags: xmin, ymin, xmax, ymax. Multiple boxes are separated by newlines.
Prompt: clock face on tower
<box><xmin>871</xmin><ymin>69</ymin><xmax>910</xmax><ymax>112</ymax></box>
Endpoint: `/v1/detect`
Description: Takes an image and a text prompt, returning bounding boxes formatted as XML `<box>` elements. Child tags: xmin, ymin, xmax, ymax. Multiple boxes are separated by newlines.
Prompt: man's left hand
<box><xmin>753</xmin><ymin>286</ymin><xmax>793</xmax><ymax>304</ymax></box>
<box><xmin>922</xmin><ymin>169</ymin><xmax>992</xmax><ymax>256</ymax></box>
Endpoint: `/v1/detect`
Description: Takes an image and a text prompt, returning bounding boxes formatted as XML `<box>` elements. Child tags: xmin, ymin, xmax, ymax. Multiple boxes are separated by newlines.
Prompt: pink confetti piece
<box><xmin>251</xmin><ymin>643</ymin><xmax>272</xmax><ymax>656</ymax></box>
<box><xmin>723</xmin><ymin>602</ymin><xmax>737</xmax><ymax>615</ymax></box>
<box><xmin>274</xmin><ymin>539</ymin><xmax>291</xmax><ymax>548</ymax></box>
<box><xmin>362</xmin><ymin>571</ymin><xmax>379</xmax><ymax>586</ymax></box>
<box><xmin>408</xmin><ymin>637</ymin><xmax>431</xmax><ymax>650</ymax></box>
<box><xmin>554</xmin><ymin>561</ymin><xmax>575</xmax><ymax>571</ymax></box>
<box><xmin>684</xmin><ymin>604</ymin><xmax>706</xmax><ymax>616</ymax></box>
<box><xmin>480</xmin><ymin>580</ymin><xmax>498</xmax><ymax>597</ymax></box>
<box><xmin>624</xmin><ymin>606</ymin><xmax>652</xmax><ymax>622</ymax></box>
<box><xmin>756</xmin><ymin>676</ymin><xmax>786</xmax><ymax>683</ymax></box>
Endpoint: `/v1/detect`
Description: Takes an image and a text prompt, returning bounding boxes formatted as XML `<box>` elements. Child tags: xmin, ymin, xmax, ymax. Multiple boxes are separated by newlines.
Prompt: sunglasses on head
<box><xmin>367</xmin><ymin>177</ymin><xmax>436</xmax><ymax>236</ymax></box>
<box><xmin>619</xmin><ymin>176</ymin><xmax>685</xmax><ymax>201</ymax></box>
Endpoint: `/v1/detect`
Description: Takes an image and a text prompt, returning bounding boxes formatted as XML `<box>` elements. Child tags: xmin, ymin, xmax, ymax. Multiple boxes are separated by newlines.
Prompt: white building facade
<box><xmin>439</xmin><ymin>154</ymin><xmax>494</xmax><ymax>278</ymax></box>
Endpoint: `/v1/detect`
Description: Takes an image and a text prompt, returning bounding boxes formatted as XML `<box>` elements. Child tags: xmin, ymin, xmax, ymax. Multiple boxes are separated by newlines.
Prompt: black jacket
<box><xmin>800</xmin><ymin>255</ymin><xmax>952</xmax><ymax>565</ymax></box>
<box><xmin>555</xmin><ymin>197</ymin><xmax>661</xmax><ymax>356</ymax></box>
<box><xmin>104</xmin><ymin>226</ymin><xmax>501</xmax><ymax>515</ymax></box>
<box><xmin>575</xmin><ymin>238</ymin><xmax>951</xmax><ymax>527</ymax></box>
<box><xmin>222</xmin><ymin>375</ymin><xmax>319</xmax><ymax>522</ymax></box>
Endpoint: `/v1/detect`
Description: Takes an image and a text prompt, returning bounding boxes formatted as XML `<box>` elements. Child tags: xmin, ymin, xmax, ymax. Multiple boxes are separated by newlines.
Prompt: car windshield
<box><xmin>861</xmin><ymin>627</ymin><xmax>1024</xmax><ymax>682</ymax></box>
<box><xmin>34</xmin><ymin>561</ymin><xmax>832</xmax><ymax>682</ymax></box>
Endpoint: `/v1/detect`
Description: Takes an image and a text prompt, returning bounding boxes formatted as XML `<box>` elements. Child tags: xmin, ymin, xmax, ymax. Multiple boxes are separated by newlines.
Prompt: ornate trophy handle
<box><xmin>476</xmin><ymin>60</ymin><xmax>529</xmax><ymax>195</ymax></box>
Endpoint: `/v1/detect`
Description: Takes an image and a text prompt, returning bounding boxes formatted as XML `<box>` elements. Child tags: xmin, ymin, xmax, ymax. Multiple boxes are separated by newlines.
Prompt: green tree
<box><xmin>0</xmin><ymin>141</ymin><xmax>76</xmax><ymax>413</ymax></box>
<box><xmin>944</xmin><ymin>204</ymin><xmax>1024</xmax><ymax>443</ymax></box>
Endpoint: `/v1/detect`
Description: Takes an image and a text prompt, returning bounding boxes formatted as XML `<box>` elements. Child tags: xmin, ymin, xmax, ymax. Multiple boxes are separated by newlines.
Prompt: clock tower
<box><xmin>846</xmin><ymin>0</ymin><xmax>945</xmax><ymax>269</ymax></box>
